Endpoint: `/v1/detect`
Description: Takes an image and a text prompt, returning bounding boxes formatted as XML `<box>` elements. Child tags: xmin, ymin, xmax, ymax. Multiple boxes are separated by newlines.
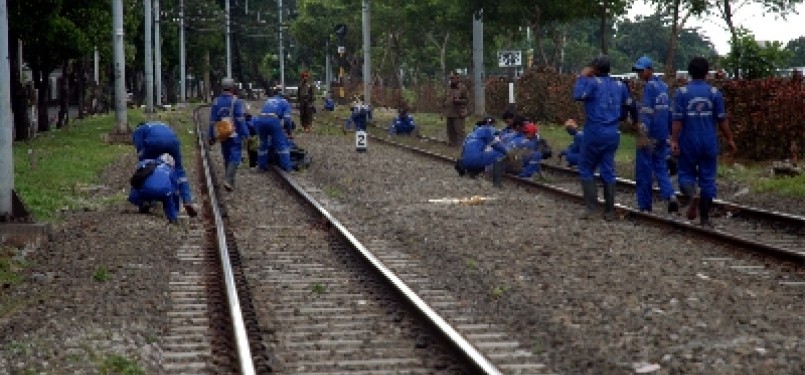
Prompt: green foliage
<box><xmin>724</xmin><ymin>29</ymin><xmax>793</xmax><ymax>79</ymax></box>
<box><xmin>785</xmin><ymin>36</ymin><xmax>805</xmax><ymax>67</ymax></box>
<box><xmin>0</xmin><ymin>250</ymin><xmax>26</xmax><ymax>287</ymax></box>
<box><xmin>99</xmin><ymin>354</ymin><xmax>144</xmax><ymax>375</ymax></box>
<box><xmin>13</xmin><ymin>111</ymin><xmax>146</xmax><ymax>221</ymax></box>
<box><xmin>93</xmin><ymin>266</ymin><xmax>110</xmax><ymax>282</ymax></box>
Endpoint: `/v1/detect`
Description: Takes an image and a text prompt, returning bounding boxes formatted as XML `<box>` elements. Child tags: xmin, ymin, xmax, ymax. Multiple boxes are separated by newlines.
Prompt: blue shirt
<box><xmin>640</xmin><ymin>76</ymin><xmax>671</xmax><ymax>140</ymax></box>
<box><xmin>208</xmin><ymin>93</ymin><xmax>249</xmax><ymax>141</ymax></box>
<box><xmin>261</xmin><ymin>95</ymin><xmax>293</xmax><ymax>122</ymax></box>
<box><xmin>573</xmin><ymin>76</ymin><xmax>631</xmax><ymax>128</ymax></box>
<box><xmin>132</xmin><ymin>122</ymin><xmax>177</xmax><ymax>155</ymax></box>
<box><xmin>672</xmin><ymin>80</ymin><xmax>726</xmax><ymax>141</ymax></box>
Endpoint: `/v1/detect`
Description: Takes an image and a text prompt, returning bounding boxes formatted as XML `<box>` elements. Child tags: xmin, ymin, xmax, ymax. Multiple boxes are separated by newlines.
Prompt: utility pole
<box><xmin>93</xmin><ymin>46</ymin><xmax>99</xmax><ymax>84</ymax></box>
<box><xmin>362</xmin><ymin>0</ymin><xmax>370</xmax><ymax>104</ymax></box>
<box><xmin>278</xmin><ymin>0</ymin><xmax>285</xmax><ymax>93</ymax></box>
<box><xmin>144</xmin><ymin>0</ymin><xmax>154</xmax><ymax>113</ymax></box>
<box><xmin>179</xmin><ymin>0</ymin><xmax>186</xmax><ymax>103</ymax></box>
<box><xmin>154</xmin><ymin>0</ymin><xmax>162</xmax><ymax>106</ymax></box>
<box><xmin>226</xmin><ymin>0</ymin><xmax>232</xmax><ymax>78</ymax></box>
<box><xmin>112</xmin><ymin>0</ymin><xmax>128</xmax><ymax>132</ymax></box>
<box><xmin>325</xmin><ymin>38</ymin><xmax>331</xmax><ymax>95</ymax></box>
<box><xmin>0</xmin><ymin>0</ymin><xmax>13</xmax><ymax>217</ymax></box>
<box><xmin>472</xmin><ymin>10</ymin><xmax>484</xmax><ymax>115</ymax></box>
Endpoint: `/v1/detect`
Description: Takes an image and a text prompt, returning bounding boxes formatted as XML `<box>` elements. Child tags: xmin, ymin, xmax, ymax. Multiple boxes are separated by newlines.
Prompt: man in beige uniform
<box><xmin>443</xmin><ymin>73</ymin><xmax>469</xmax><ymax>147</ymax></box>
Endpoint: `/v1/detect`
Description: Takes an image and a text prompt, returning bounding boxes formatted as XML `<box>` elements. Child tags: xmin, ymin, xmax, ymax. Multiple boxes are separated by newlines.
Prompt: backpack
<box><xmin>290</xmin><ymin>148</ymin><xmax>312</xmax><ymax>170</ymax></box>
<box><xmin>130</xmin><ymin>161</ymin><xmax>158</xmax><ymax>189</ymax></box>
<box><xmin>536</xmin><ymin>138</ymin><xmax>553</xmax><ymax>159</ymax></box>
<box><xmin>214</xmin><ymin>97</ymin><xmax>237</xmax><ymax>141</ymax></box>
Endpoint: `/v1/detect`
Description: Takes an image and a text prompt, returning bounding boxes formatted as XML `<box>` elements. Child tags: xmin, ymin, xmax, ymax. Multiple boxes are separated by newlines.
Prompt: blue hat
<box><xmin>632</xmin><ymin>56</ymin><xmax>653</xmax><ymax>71</ymax></box>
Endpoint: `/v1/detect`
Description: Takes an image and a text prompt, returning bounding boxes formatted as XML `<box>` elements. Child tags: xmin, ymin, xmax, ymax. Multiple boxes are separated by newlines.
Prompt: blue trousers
<box><xmin>255</xmin><ymin>116</ymin><xmax>292</xmax><ymax>171</ymax></box>
<box><xmin>128</xmin><ymin>189</ymin><xmax>180</xmax><ymax>222</ymax></box>
<box><xmin>635</xmin><ymin>143</ymin><xmax>675</xmax><ymax>211</ymax></box>
<box><xmin>578</xmin><ymin>130</ymin><xmax>620</xmax><ymax>183</ymax></box>
<box><xmin>677</xmin><ymin>137</ymin><xmax>718</xmax><ymax>199</ymax></box>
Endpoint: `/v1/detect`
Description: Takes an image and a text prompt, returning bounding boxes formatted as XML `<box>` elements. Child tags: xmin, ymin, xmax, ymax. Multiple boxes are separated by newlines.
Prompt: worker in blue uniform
<box><xmin>128</xmin><ymin>154</ymin><xmax>182</xmax><ymax>224</ymax></box>
<box><xmin>511</xmin><ymin>123</ymin><xmax>544</xmax><ymax>178</ymax></box>
<box><xmin>254</xmin><ymin>90</ymin><xmax>293</xmax><ymax>172</ymax></box>
<box><xmin>132</xmin><ymin>121</ymin><xmax>197</xmax><ymax>217</ymax></box>
<box><xmin>345</xmin><ymin>95</ymin><xmax>372</xmax><ymax>131</ymax></box>
<box><xmin>671</xmin><ymin>57</ymin><xmax>737</xmax><ymax>226</ymax></box>
<box><xmin>389</xmin><ymin>107</ymin><xmax>417</xmax><ymax>135</ymax></box>
<box><xmin>455</xmin><ymin>117</ymin><xmax>507</xmax><ymax>179</ymax></box>
<box><xmin>572</xmin><ymin>55</ymin><xmax>632</xmax><ymax>220</ymax></box>
<box><xmin>559</xmin><ymin>119</ymin><xmax>583</xmax><ymax>168</ymax></box>
<box><xmin>323</xmin><ymin>95</ymin><xmax>335</xmax><ymax>111</ymax></box>
<box><xmin>632</xmin><ymin>56</ymin><xmax>679</xmax><ymax>213</ymax></box>
<box><xmin>208</xmin><ymin>77</ymin><xmax>250</xmax><ymax>191</ymax></box>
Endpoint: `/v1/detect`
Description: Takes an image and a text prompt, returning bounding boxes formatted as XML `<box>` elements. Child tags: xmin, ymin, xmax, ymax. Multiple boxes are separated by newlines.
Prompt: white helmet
<box><xmin>159</xmin><ymin>153</ymin><xmax>175</xmax><ymax>168</ymax></box>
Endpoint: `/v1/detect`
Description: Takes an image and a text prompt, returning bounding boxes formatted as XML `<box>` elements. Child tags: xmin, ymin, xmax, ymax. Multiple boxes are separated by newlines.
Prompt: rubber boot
<box><xmin>679</xmin><ymin>184</ymin><xmax>696</xmax><ymax>208</ymax></box>
<box><xmin>579</xmin><ymin>180</ymin><xmax>598</xmax><ymax>219</ymax></box>
<box><xmin>454</xmin><ymin>160</ymin><xmax>466</xmax><ymax>177</ymax></box>
<box><xmin>699</xmin><ymin>197</ymin><xmax>713</xmax><ymax>228</ymax></box>
<box><xmin>224</xmin><ymin>162</ymin><xmax>237</xmax><ymax>191</ymax></box>
<box><xmin>603</xmin><ymin>183</ymin><xmax>616</xmax><ymax>221</ymax></box>
<box><xmin>667</xmin><ymin>196</ymin><xmax>679</xmax><ymax>214</ymax></box>
<box><xmin>491</xmin><ymin>160</ymin><xmax>504</xmax><ymax>188</ymax></box>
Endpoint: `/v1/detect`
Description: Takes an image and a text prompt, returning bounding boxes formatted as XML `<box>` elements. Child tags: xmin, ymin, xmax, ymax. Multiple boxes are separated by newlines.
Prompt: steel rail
<box><xmin>412</xmin><ymin>131</ymin><xmax>805</xmax><ymax>229</ymax></box>
<box><xmin>193</xmin><ymin>105</ymin><xmax>256</xmax><ymax>375</ymax></box>
<box><xmin>273</xmin><ymin>166</ymin><xmax>504</xmax><ymax>375</ymax></box>
<box><xmin>370</xmin><ymin>134</ymin><xmax>805</xmax><ymax>262</ymax></box>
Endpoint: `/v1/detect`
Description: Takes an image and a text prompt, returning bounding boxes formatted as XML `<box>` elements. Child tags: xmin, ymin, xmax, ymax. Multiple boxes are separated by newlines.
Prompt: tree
<box><xmin>724</xmin><ymin>28</ymin><xmax>792</xmax><ymax>79</ymax></box>
<box><xmin>645</xmin><ymin>0</ymin><xmax>708</xmax><ymax>75</ymax></box>
<box><xmin>786</xmin><ymin>36</ymin><xmax>805</xmax><ymax>66</ymax></box>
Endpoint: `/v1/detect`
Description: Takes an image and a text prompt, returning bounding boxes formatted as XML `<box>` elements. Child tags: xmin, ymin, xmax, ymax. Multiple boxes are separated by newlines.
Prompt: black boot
<box><xmin>603</xmin><ymin>182</ymin><xmax>616</xmax><ymax>221</ymax></box>
<box><xmin>454</xmin><ymin>160</ymin><xmax>466</xmax><ymax>177</ymax></box>
<box><xmin>491</xmin><ymin>160</ymin><xmax>504</xmax><ymax>188</ymax></box>
<box><xmin>679</xmin><ymin>184</ymin><xmax>696</xmax><ymax>208</ymax></box>
<box><xmin>580</xmin><ymin>180</ymin><xmax>598</xmax><ymax>219</ymax></box>
<box><xmin>224</xmin><ymin>162</ymin><xmax>237</xmax><ymax>191</ymax></box>
<box><xmin>699</xmin><ymin>197</ymin><xmax>713</xmax><ymax>228</ymax></box>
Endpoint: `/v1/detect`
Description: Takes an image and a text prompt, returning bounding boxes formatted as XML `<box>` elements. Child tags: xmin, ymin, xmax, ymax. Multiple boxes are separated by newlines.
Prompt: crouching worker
<box><xmin>505</xmin><ymin>123</ymin><xmax>544</xmax><ymax>179</ymax></box>
<box><xmin>345</xmin><ymin>95</ymin><xmax>372</xmax><ymax>131</ymax></box>
<box><xmin>389</xmin><ymin>107</ymin><xmax>417</xmax><ymax>135</ymax></box>
<box><xmin>558</xmin><ymin>119</ymin><xmax>583</xmax><ymax>167</ymax></box>
<box><xmin>254</xmin><ymin>90</ymin><xmax>294</xmax><ymax>172</ymax></box>
<box><xmin>132</xmin><ymin>122</ymin><xmax>197</xmax><ymax>217</ymax></box>
<box><xmin>455</xmin><ymin>116</ymin><xmax>508</xmax><ymax>184</ymax></box>
<box><xmin>128</xmin><ymin>154</ymin><xmax>182</xmax><ymax>224</ymax></box>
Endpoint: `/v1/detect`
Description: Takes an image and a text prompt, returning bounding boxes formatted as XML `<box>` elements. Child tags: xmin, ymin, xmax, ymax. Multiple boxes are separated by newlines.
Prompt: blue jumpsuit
<box><xmin>323</xmin><ymin>98</ymin><xmax>335</xmax><ymax>111</ymax></box>
<box><xmin>572</xmin><ymin>76</ymin><xmax>630</xmax><ymax>183</ymax></box>
<box><xmin>560</xmin><ymin>128</ymin><xmax>583</xmax><ymax>167</ymax></box>
<box><xmin>636</xmin><ymin>76</ymin><xmax>675</xmax><ymax>211</ymax></box>
<box><xmin>208</xmin><ymin>93</ymin><xmax>249</xmax><ymax>167</ymax></box>
<box><xmin>389</xmin><ymin>115</ymin><xmax>416</xmax><ymax>135</ymax></box>
<box><xmin>515</xmin><ymin>137</ymin><xmax>543</xmax><ymax>178</ymax></box>
<box><xmin>132</xmin><ymin>122</ymin><xmax>192</xmax><ymax>205</ymax></box>
<box><xmin>458</xmin><ymin>124</ymin><xmax>507</xmax><ymax>174</ymax></box>
<box><xmin>128</xmin><ymin>159</ymin><xmax>181</xmax><ymax>222</ymax></box>
<box><xmin>254</xmin><ymin>95</ymin><xmax>293</xmax><ymax>171</ymax></box>
<box><xmin>346</xmin><ymin>103</ymin><xmax>372</xmax><ymax>131</ymax></box>
<box><xmin>672</xmin><ymin>80</ymin><xmax>727</xmax><ymax>200</ymax></box>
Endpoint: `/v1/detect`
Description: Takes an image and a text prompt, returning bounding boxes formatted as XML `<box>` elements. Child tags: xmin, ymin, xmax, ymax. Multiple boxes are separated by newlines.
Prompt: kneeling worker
<box><xmin>128</xmin><ymin>154</ymin><xmax>182</xmax><ymax>224</ymax></box>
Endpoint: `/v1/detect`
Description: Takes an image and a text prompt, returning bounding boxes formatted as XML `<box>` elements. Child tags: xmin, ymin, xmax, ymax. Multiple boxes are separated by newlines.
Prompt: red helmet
<box><xmin>523</xmin><ymin>123</ymin><xmax>538</xmax><ymax>136</ymax></box>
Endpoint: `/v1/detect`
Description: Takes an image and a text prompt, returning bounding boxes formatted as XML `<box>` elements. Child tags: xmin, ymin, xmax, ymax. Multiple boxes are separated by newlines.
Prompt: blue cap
<box><xmin>632</xmin><ymin>56</ymin><xmax>653</xmax><ymax>71</ymax></box>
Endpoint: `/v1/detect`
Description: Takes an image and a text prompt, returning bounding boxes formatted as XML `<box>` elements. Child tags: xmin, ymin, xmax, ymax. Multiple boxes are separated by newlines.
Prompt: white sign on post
<box><xmin>355</xmin><ymin>130</ymin><xmax>368</xmax><ymax>152</ymax></box>
<box><xmin>498</xmin><ymin>50</ymin><xmax>522</xmax><ymax>67</ymax></box>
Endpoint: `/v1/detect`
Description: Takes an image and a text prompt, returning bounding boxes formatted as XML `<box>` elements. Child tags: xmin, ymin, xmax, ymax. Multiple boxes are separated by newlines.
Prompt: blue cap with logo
<box><xmin>632</xmin><ymin>56</ymin><xmax>654</xmax><ymax>71</ymax></box>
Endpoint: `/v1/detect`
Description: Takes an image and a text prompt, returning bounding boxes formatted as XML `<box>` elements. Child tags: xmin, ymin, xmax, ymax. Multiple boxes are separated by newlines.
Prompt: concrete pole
<box><xmin>154</xmin><ymin>0</ymin><xmax>162</xmax><ymax>106</ymax></box>
<box><xmin>278</xmin><ymin>0</ymin><xmax>285</xmax><ymax>93</ymax></box>
<box><xmin>0</xmin><ymin>0</ymin><xmax>13</xmax><ymax>217</ymax></box>
<box><xmin>472</xmin><ymin>10</ymin><xmax>485</xmax><ymax>115</ymax></box>
<box><xmin>144</xmin><ymin>0</ymin><xmax>154</xmax><ymax>113</ymax></box>
<box><xmin>325</xmin><ymin>39</ymin><xmax>331</xmax><ymax>95</ymax></box>
<box><xmin>226</xmin><ymin>0</ymin><xmax>232</xmax><ymax>78</ymax></box>
<box><xmin>112</xmin><ymin>0</ymin><xmax>128</xmax><ymax>132</ymax></box>
<box><xmin>93</xmin><ymin>46</ymin><xmax>99</xmax><ymax>84</ymax></box>
<box><xmin>361</xmin><ymin>0</ymin><xmax>370</xmax><ymax>104</ymax></box>
<box><xmin>179</xmin><ymin>0</ymin><xmax>186</xmax><ymax>103</ymax></box>
<box><xmin>17</xmin><ymin>38</ymin><xmax>21</xmax><ymax>82</ymax></box>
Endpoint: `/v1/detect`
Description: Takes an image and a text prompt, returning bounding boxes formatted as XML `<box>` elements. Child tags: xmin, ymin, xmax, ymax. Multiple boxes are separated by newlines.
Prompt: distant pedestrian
<box><xmin>442</xmin><ymin>72</ymin><xmax>469</xmax><ymax>147</ymax></box>
<box><xmin>298</xmin><ymin>72</ymin><xmax>316</xmax><ymax>132</ymax></box>
<box><xmin>322</xmin><ymin>95</ymin><xmax>335</xmax><ymax>111</ymax></box>
<box><xmin>132</xmin><ymin>121</ymin><xmax>197</xmax><ymax>217</ymax></box>
<box><xmin>572</xmin><ymin>55</ymin><xmax>631</xmax><ymax>220</ymax></box>
<box><xmin>128</xmin><ymin>154</ymin><xmax>182</xmax><ymax>224</ymax></box>
<box><xmin>632</xmin><ymin>56</ymin><xmax>679</xmax><ymax>213</ymax></box>
<box><xmin>389</xmin><ymin>107</ymin><xmax>416</xmax><ymax>135</ymax></box>
<box><xmin>208</xmin><ymin>77</ymin><xmax>250</xmax><ymax>191</ymax></box>
<box><xmin>671</xmin><ymin>57</ymin><xmax>737</xmax><ymax>226</ymax></box>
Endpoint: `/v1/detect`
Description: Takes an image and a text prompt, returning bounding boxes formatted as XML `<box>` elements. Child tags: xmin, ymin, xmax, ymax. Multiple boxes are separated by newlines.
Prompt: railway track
<box><xmin>189</xmin><ymin>106</ymin><xmax>560</xmax><ymax>374</ymax></box>
<box><xmin>367</xmin><ymin>128</ymin><xmax>805</xmax><ymax>262</ymax></box>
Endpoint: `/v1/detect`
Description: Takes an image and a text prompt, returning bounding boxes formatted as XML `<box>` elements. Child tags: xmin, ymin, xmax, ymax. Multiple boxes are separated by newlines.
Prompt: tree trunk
<box><xmin>600</xmin><ymin>0</ymin><xmax>609</xmax><ymax>54</ymax></box>
<box><xmin>58</xmin><ymin>60</ymin><xmax>70</xmax><ymax>129</ymax></box>
<box><xmin>10</xmin><ymin>38</ymin><xmax>30</xmax><ymax>141</ymax></box>
<box><xmin>203</xmin><ymin>50</ymin><xmax>211</xmax><ymax>102</ymax></box>
<box><xmin>665</xmin><ymin>0</ymin><xmax>682</xmax><ymax>76</ymax></box>
<box><xmin>33</xmin><ymin>69</ymin><xmax>50</xmax><ymax>133</ymax></box>
<box><xmin>78</xmin><ymin>57</ymin><xmax>87</xmax><ymax>119</ymax></box>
